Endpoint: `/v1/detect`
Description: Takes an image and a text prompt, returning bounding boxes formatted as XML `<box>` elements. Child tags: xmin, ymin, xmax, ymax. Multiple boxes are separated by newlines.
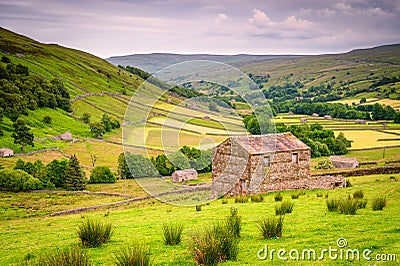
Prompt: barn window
<box><xmin>292</xmin><ymin>152</ymin><xmax>298</xmax><ymax>163</ymax></box>
<box><xmin>263</xmin><ymin>155</ymin><xmax>271</xmax><ymax>167</ymax></box>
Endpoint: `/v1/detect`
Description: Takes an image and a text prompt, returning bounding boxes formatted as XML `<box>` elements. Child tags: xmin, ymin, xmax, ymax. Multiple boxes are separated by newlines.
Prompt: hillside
<box><xmin>0</xmin><ymin>28</ymin><xmax>245</xmax><ymax>170</ymax></box>
<box><xmin>236</xmin><ymin>44</ymin><xmax>400</xmax><ymax>109</ymax></box>
<box><xmin>107</xmin><ymin>53</ymin><xmax>301</xmax><ymax>74</ymax></box>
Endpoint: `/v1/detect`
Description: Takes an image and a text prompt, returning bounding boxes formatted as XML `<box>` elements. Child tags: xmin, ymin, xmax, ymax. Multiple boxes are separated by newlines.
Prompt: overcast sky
<box><xmin>1</xmin><ymin>0</ymin><xmax>399</xmax><ymax>58</ymax></box>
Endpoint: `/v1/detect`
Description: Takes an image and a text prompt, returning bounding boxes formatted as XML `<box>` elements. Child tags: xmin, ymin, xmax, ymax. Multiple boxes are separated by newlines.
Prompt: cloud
<box><xmin>0</xmin><ymin>0</ymin><xmax>399</xmax><ymax>57</ymax></box>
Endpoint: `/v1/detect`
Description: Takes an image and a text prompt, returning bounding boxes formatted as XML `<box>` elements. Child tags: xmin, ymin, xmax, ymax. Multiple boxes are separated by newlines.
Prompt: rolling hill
<box><xmin>0</xmin><ymin>27</ymin><xmax>245</xmax><ymax>170</ymax></box>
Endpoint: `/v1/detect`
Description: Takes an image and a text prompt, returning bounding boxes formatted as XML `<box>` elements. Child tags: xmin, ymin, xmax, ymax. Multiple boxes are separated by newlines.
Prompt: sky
<box><xmin>1</xmin><ymin>0</ymin><xmax>400</xmax><ymax>58</ymax></box>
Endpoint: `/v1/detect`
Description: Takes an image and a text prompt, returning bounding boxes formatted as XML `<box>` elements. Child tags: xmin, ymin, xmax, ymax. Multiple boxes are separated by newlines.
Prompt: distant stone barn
<box><xmin>212</xmin><ymin>133</ymin><xmax>311</xmax><ymax>195</ymax></box>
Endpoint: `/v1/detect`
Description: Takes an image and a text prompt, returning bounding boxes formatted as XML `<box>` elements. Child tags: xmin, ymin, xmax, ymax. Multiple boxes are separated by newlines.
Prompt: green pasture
<box><xmin>0</xmin><ymin>174</ymin><xmax>399</xmax><ymax>265</ymax></box>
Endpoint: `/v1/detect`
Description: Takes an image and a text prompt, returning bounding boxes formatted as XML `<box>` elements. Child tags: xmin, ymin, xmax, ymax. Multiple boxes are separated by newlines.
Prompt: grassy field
<box><xmin>0</xmin><ymin>173</ymin><xmax>399</xmax><ymax>265</ymax></box>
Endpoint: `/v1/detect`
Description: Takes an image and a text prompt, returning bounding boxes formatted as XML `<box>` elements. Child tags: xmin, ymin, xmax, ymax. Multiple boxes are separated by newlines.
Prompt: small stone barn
<box><xmin>171</xmin><ymin>169</ymin><xmax>198</xmax><ymax>183</ymax></box>
<box><xmin>0</xmin><ymin>148</ymin><xmax>14</xmax><ymax>157</ymax></box>
<box><xmin>212</xmin><ymin>132</ymin><xmax>311</xmax><ymax>195</ymax></box>
<box><xmin>329</xmin><ymin>156</ymin><xmax>359</xmax><ymax>168</ymax></box>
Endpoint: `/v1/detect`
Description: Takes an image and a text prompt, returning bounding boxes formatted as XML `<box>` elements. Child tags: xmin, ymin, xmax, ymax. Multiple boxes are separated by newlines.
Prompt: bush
<box><xmin>250</xmin><ymin>194</ymin><xmax>264</xmax><ymax>202</ymax></box>
<box><xmin>372</xmin><ymin>196</ymin><xmax>386</xmax><ymax>211</ymax></box>
<box><xmin>353</xmin><ymin>190</ymin><xmax>364</xmax><ymax>199</ymax></box>
<box><xmin>234</xmin><ymin>195</ymin><xmax>248</xmax><ymax>203</ymax></box>
<box><xmin>89</xmin><ymin>166</ymin><xmax>116</xmax><ymax>184</ymax></box>
<box><xmin>162</xmin><ymin>222</ymin><xmax>184</xmax><ymax>246</ymax></box>
<box><xmin>114</xmin><ymin>244</ymin><xmax>151</xmax><ymax>266</ymax></box>
<box><xmin>221</xmin><ymin>199</ymin><xmax>228</xmax><ymax>204</ymax></box>
<box><xmin>338</xmin><ymin>198</ymin><xmax>358</xmax><ymax>215</ymax></box>
<box><xmin>326</xmin><ymin>199</ymin><xmax>339</xmax><ymax>212</ymax></box>
<box><xmin>225</xmin><ymin>207</ymin><xmax>241</xmax><ymax>238</ymax></box>
<box><xmin>258</xmin><ymin>216</ymin><xmax>284</xmax><ymax>239</ymax></box>
<box><xmin>275</xmin><ymin>201</ymin><xmax>294</xmax><ymax>215</ymax></box>
<box><xmin>77</xmin><ymin>219</ymin><xmax>113</xmax><ymax>247</ymax></box>
<box><xmin>274</xmin><ymin>193</ymin><xmax>283</xmax><ymax>202</ymax></box>
<box><xmin>195</xmin><ymin>205</ymin><xmax>202</xmax><ymax>211</ymax></box>
<box><xmin>190</xmin><ymin>223</ymin><xmax>238</xmax><ymax>266</ymax></box>
<box><xmin>43</xmin><ymin>115</ymin><xmax>52</xmax><ymax>124</ymax></box>
<box><xmin>38</xmin><ymin>245</ymin><xmax>92</xmax><ymax>266</ymax></box>
<box><xmin>316</xmin><ymin>192</ymin><xmax>323</xmax><ymax>197</ymax></box>
<box><xmin>0</xmin><ymin>169</ymin><xmax>42</xmax><ymax>192</ymax></box>
<box><xmin>315</xmin><ymin>159</ymin><xmax>334</xmax><ymax>169</ymax></box>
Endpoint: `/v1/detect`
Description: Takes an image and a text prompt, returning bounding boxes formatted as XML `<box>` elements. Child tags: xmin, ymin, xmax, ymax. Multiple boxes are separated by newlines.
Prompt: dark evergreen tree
<box><xmin>63</xmin><ymin>155</ymin><xmax>86</xmax><ymax>191</ymax></box>
<box><xmin>12</xmin><ymin>118</ymin><xmax>34</xmax><ymax>153</ymax></box>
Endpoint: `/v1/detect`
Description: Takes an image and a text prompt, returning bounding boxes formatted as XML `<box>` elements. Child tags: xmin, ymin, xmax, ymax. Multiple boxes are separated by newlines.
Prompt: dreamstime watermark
<box><xmin>257</xmin><ymin>238</ymin><xmax>397</xmax><ymax>262</ymax></box>
<box><xmin>122</xmin><ymin>60</ymin><xmax>275</xmax><ymax>206</ymax></box>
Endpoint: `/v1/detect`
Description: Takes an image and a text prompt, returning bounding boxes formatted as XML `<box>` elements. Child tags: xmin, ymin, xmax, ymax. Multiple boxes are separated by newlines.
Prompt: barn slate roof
<box><xmin>230</xmin><ymin>132</ymin><xmax>310</xmax><ymax>154</ymax></box>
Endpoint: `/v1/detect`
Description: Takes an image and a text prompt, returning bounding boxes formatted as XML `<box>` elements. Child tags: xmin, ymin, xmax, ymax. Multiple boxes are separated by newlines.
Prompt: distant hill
<box><xmin>106</xmin><ymin>53</ymin><xmax>301</xmax><ymax>73</ymax></box>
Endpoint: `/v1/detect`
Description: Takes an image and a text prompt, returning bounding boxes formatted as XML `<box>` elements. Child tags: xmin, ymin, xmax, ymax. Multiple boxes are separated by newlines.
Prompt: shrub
<box><xmin>357</xmin><ymin>199</ymin><xmax>368</xmax><ymax>209</ymax></box>
<box><xmin>316</xmin><ymin>192</ymin><xmax>323</xmax><ymax>197</ymax></box>
<box><xmin>338</xmin><ymin>198</ymin><xmax>358</xmax><ymax>215</ymax></box>
<box><xmin>258</xmin><ymin>216</ymin><xmax>284</xmax><ymax>239</ymax></box>
<box><xmin>353</xmin><ymin>190</ymin><xmax>364</xmax><ymax>199</ymax></box>
<box><xmin>38</xmin><ymin>245</ymin><xmax>92</xmax><ymax>266</ymax></box>
<box><xmin>346</xmin><ymin>179</ymin><xmax>352</xmax><ymax>187</ymax></box>
<box><xmin>372</xmin><ymin>196</ymin><xmax>386</xmax><ymax>211</ymax></box>
<box><xmin>291</xmin><ymin>193</ymin><xmax>299</xmax><ymax>199</ymax></box>
<box><xmin>43</xmin><ymin>115</ymin><xmax>52</xmax><ymax>124</ymax></box>
<box><xmin>89</xmin><ymin>166</ymin><xmax>116</xmax><ymax>184</ymax></box>
<box><xmin>221</xmin><ymin>199</ymin><xmax>228</xmax><ymax>204</ymax></box>
<box><xmin>250</xmin><ymin>194</ymin><xmax>264</xmax><ymax>202</ymax></box>
<box><xmin>274</xmin><ymin>193</ymin><xmax>283</xmax><ymax>202</ymax></box>
<box><xmin>225</xmin><ymin>207</ymin><xmax>241</xmax><ymax>238</ymax></box>
<box><xmin>190</xmin><ymin>223</ymin><xmax>238</xmax><ymax>266</ymax></box>
<box><xmin>162</xmin><ymin>222</ymin><xmax>184</xmax><ymax>246</ymax></box>
<box><xmin>315</xmin><ymin>159</ymin><xmax>334</xmax><ymax>169</ymax></box>
<box><xmin>275</xmin><ymin>201</ymin><xmax>294</xmax><ymax>215</ymax></box>
<box><xmin>0</xmin><ymin>169</ymin><xmax>42</xmax><ymax>192</ymax></box>
<box><xmin>114</xmin><ymin>244</ymin><xmax>151</xmax><ymax>266</ymax></box>
<box><xmin>195</xmin><ymin>205</ymin><xmax>202</xmax><ymax>212</ymax></box>
<box><xmin>234</xmin><ymin>195</ymin><xmax>248</xmax><ymax>203</ymax></box>
<box><xmin>326</xmin><ymin>199</ymin><xmax>339</xmax><ymax>212</ymax></box>
<box><xmin>77</xmin><ymin>219</ymin><xmax>113</xmax><ymax>247</ymax></box>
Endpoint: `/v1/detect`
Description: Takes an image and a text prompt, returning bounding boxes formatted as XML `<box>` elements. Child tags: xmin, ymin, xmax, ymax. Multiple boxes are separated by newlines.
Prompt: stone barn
<box><xmin>329</xmin><ymin>156</ymin><xmax>359</xmax><ymax>168</ymax></box>
<box><xmin>0</xmin><ymin>148</ymin><xmax>14</xmax><ymax>157</ymax></box>
<box><xmin>171</xmin><ymin>168</ymin><xmax>198</xmax><ymax>183</ymax></box>
<box><xmin>212</xmin><ymin>132</ymin><xmax>311</xmax><ymax>195</ymax></box>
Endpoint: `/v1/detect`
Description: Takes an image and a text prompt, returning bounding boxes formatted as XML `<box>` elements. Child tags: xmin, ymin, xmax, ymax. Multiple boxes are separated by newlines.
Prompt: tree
<box><xmin>89</xmin><ymin>166</ymin><xmax>116</xmax><ymax>183</ymax></box>
<box><xmin>90</xmin><ymin>122</ymin><xmax>106</xmax><ymax>138</ymax></box>
<box><xmin>82</xmin><ymin>113</ymin><xmax>91</xmax><ymax>124</ymax></box>
<box><xmin>63</xmin><ymin>155</ymin><xmax>86</xmax><ymax>191</ymax></box>
<box><xmin>394</xmin><ymin>112</ymin><xmax>400</xmax><ymax>124</ymax></box>
<box><xmin>12</xmin><ymin>118</ymin><xmax>34</xmax><ymax>153</ymax></box>
<box><xmin>46</xmin><ymin>159</ymin><xmax>68</xmax><ymax>187</ymax></box>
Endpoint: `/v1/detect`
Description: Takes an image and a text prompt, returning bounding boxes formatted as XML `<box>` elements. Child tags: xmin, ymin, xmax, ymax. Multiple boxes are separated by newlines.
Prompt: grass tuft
<box><xmin>338</xmin><ymin>198</ymin><xmax>358</xmax><ymax>215</ymax></box>
<box><xmin>225</xmin><ymin>207</ymin><xmax>241</xmax><ymax>238</ymax></box>
<box><xmin>162</xmin><ymin>222</ymin><xmax>184</xmax><ymax>246</ymax></box>
<box><xmin>38</xmin><ymin>245</ymin><xmax>91</xmax><ymax>266</ymax></box>
<box><xmin>372</xmin><ymin>196</ymin><xmax>386</xmax><ymax>211</ymax></box>
<box><xmin>114</xmin><ymin>244</ymin><xmax>151</xmax><ymax>266</ymax></box>
<box><xmin>275</xmin><ymin>201</ymin><xmax>294</xmax><ymax>215</ymax></box>
<box><xmin>353</xmin><ymin>190</ymin><xmax>364</xmax><ymax>199</ymax></box>
<box><xmin>326</xmin><ymin>199</ymin><xmax>339</xmax><ymax>212</ymax></box>
<box><xmin>221</xmin><ymin>199</ymin><xmax>228</xmax><ymax>204</ymax></box>
<box><xmin>274</xmin><ymin>193</ymin><xmax>283</xmax><ymax>202</ymax></box>
<box><xmin>258</xmin><ymin>216</ymin><xmax>284</xmax><ymax>239</ymax></box>
<box><xmin>234</xmin><ymin>195</ymin><xmax>248</xmax><ymax>203</ymax></box>
<box><xmin>77</xmin><ymin>218</ymin><xmax>113</xmax><ymax>248</ymax></box>
<box><xmin>190</xmin><ymin>223</ymin><xmax>238</xmax><ymax>266</ymax></box>
<box><xmin>250</xmin><ymin>194</ymin><xmax>264</xmax><ymax>203</ymax></box>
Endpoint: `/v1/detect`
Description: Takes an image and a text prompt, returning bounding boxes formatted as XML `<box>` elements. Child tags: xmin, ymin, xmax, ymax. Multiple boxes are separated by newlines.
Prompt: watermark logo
<box><xmin>122</xmin><ymin>60</ymin><xmax>275</xmax><ymax>206</ymax></box>
<box><xmin>257</xmin><ymin>238</ymin><xmax>396</xmax><ymax>262</ymax></box>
